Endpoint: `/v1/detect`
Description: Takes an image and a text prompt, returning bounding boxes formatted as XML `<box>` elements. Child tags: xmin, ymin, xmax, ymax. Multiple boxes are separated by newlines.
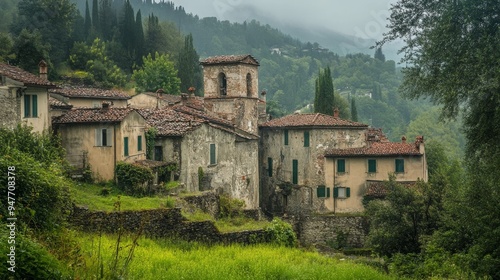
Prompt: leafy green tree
<box><xmin>0</xmin><ymin>33</ymin><xmax>15</xmax><ymax>63</ymax></box>
<box><xmin>177</xmin><ymin>34</ymin><xmax>202</xmax><ymax>94</ymax></box>
<box><xmin>314</xmin><ymin>67</ymin><xmax>334</xmax><ymax>115</ymax></box>
<box><xmin>381</xmin><ymin>1</ymin><xmax>500</xmax><ymax>277</ymax></box>
<box><xmin>133</xmin><ymin>52</ymin><xmax>180</xmax><ymax>94</ymax></box>
<box><xmin>11</xmin><ymin>0</ymin><xmax>78</xmax><ymax>67</ymax></box>
<box><xmin>13</xmin><ymin>29</ymin><xmax>51</xmax><ymax>74</ymax></box>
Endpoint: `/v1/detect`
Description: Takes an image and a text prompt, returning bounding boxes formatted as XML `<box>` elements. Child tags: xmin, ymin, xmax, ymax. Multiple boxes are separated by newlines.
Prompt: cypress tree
<box><xmin>84</xmin><ymin>0</ymin><xmax>92</xmax><ymax>40</ymax></box>
<box><xmin>92</xmin><ymin>0</ymin><xmax>99</xmax><ymax>32</ymax></box>
<box><xmin>351</xmin><ymin>98</ymin><xmax>358</xmax><ymax>121</ymax></box>
<box><xmin>135</xmin><ymin>10</ymin><xmax>144</xmax><ymax>66</ymax></box>
<box><xmin>119</xmin><ymin>0</ymin><xmax>135</xmax><ymax>56</ymax></box>
<box><xmin>177</xmin><ymin>34</ymin><xmax>202</xmax><ymax>94</ymax></box>
<box><xmin>314</xmin><ymin>67</ymin><xmax>335</xmax><ymax>115</ymax></box>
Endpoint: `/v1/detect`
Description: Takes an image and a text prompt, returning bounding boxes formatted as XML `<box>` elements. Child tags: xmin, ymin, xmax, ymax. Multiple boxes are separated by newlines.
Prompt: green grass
<box><xmin>69</xmin><ymin>183</ymin><xmax>172</xmax><ymax>211</ymax></box>
<box><xmin>215</xmin><ymin>218</ymin><xmax>270</xmax><ymax>233</ymax></box>
<box><xmin>72</xmin><ymin>232</ymin><xmax>395</xmax><ymax>280</ymax></box>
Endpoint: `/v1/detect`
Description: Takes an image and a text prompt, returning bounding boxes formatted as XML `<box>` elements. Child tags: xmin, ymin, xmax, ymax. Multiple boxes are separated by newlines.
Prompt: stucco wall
<box><xmin>323</xmin><ymin>155</ymin><xmax>427</xmax><ymax>213</ymax></box>
<box><xmin>129</xmin><ymin>94</ymin><xmax>160</xmax><ymax>109</ymax></box>
<box><xmin>259</xmin><ymin>127</ymin><xmax>366</xmax><ymax>214</ymax></box>
<box><xmin>68</xmin><ymin>98</ymin><xmax>128</xmax><ymax>108</ymax></box>
<box><xmin>117</xmin><ymin>111</ymin><xmax>147</xmax><ymax>163</ymax></box>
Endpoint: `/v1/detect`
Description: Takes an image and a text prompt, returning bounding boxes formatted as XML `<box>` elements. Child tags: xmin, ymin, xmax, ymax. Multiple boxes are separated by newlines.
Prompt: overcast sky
<box><xmin>161</xmin><ymin>0</ymin><xmax>397</xmax><ymax>40</ymax></box>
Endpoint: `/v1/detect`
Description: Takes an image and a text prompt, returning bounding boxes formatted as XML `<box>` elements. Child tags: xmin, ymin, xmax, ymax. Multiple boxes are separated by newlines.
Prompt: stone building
<box><xmin>201</xmin><ymin>55</ymin><xmax>261</xmax><ymax>135</ymax></box>
<box><xmin>128</xmin><ymin>91</ymin><xmax>182</xmax><ymax>109</ymax></box>
<box><xmin>49</xmin><ymin>86</ymin><xmax>130</xmax><ymax>108</ymax></box>
<box><xmin>0</xmin><ymin>62</ymin><xmax>55</xmax><ymax>133</ymax></box>
<box><xmin>138</xmin><ymin>104</ymin><xmax>260</xmax><ymax>209</ymax></box>
<box><xmin>53</xmin><ymin>105</ymin><xmax>146</xmax><ymax>181</ymax></box>
<box><xmin>259</xmin><ymin>110</ymin><xmax>369</xmax><ymax>214</ymax></box>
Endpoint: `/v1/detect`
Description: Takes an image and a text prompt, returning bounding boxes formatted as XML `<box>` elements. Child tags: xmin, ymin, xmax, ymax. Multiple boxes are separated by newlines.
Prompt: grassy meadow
<box><xmin>73</xmin><ymin>232</ymin><xmax>393</xmax><ymax>280</ymax></box>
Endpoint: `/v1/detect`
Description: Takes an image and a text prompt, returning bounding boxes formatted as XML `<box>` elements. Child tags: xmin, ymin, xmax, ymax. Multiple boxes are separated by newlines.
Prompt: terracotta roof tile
<box><xmin>137</xmin><ymin>108</ymin><xmax>204</xmax><ymax>137</ymax></box>
<box><xmin>53</xmin><ymin>107</ymin><xmax>134</xmax><ymax>124</ymax></box>
<box><xmin>0</xmin><ymin>63</ymin><xmax>55</xmax><ymax>87</ymax></box>
<box><xmin>260</xmin><ymin>113</ymin><xmax>368</xmax><ymax>128</ymax></box>
<box><xmin>49</xmin><ymin>97</ymin><xmax>72</xmax><ymax>109</ymax></box>
<box><xmin>325</xmin><ymin>142</ymin><xmax>422</xmax><ymax>157</ymax></box>
<box><xmin>200</xmin><ymin>54</ymin><xmax>259</xmax><ymax>66</ymax></box>
<box><xmin>50</xmin><ymin>86</ymin><xmax>131</xmax><ymax>100</ymax></box>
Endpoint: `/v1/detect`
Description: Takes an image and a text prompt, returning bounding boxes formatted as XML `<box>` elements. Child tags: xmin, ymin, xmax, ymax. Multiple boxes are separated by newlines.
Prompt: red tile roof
<box><xmin>200</xmin><ymin>54</ymin><xmax>259</xmax><ymax>66</ymax></box>
<box><xmin>137</xmin><ymin>108</ymin><xmax>204</xmax><ymax>137</ymax></box>
<box><xmin>260</xmin><ymin>113</ymin><xmax>368</xmax><ymax>128</ymax></box>
<box><xmin>0</xmin><ymin>63</ymin><xmax>55</xmax><ymax>87</ymax></box>
<box><xmin>49</xmin><ymin>97</ymin><xmax>72</xmax><ymax>109</ymax></box>
<box><xmin>50</xmin><ymin>86</ymin><xmax>131</xmax><ymax>100</ymax></box>
<box><xmin>53</xmin><ymin>107</ymin><xmax>135</xmax><ymax>124</ymax></box>
<box><xmin>325</xmin><ymin>141</ymin><xmax>422</xmax><ymax>157</ymax></box>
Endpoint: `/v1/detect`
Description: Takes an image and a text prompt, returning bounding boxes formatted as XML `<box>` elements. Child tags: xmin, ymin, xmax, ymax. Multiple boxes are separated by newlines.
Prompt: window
<box><xmin>95</xmin><ymin>128</ymin><xmax>112</xmax><ymax>147</ymax></box>
<box><xmin>154</xmin><ymin>146</ymin><xmax>163</xmax><ymax>161</ymax></box>
<box><xmin>368</xmin><ymin>159</ymin><xmax>377</xmax><ymax>173</ymax></box>
<box><xmin>334</xmin><ymin>187</ymin><xmax>351</xmax><ymax>198</ymax></box>
<box><xmin>395</xmin><ymin>159</ymin><xmax>405</xmax><ymax>173</ymax></box>
<box><xmin>284</xmin><ymin>129</ymin><xmax>289</xmax><ymax>145</ymax></box>
<box><xmin>246</xmin><ymin>73</ymin><xmax>252</xmax><ymax>97</ymax></box>
<box><xmin>124</xmin><ymin>137</ymin><xmax>129</xmax><ymax>156</ymax></box>
<box><xmin>218</xmin><ymin>73</ymin><xmax>227</xmax><ymax>96</ymax></box>
<box><xmin>268</xmin><ymin>157</ymin><xmax>273</xmax><ymax>177</ymax></box>
<box><xmin>337</xmin><ymin>159</ymin><xmax>346</xmax><ymax>173</ymax></box>
<box><xmin>210</xmin><ymin>143</ymin><xmax>216</xmax><ymax>165</ymax></box>
<box><xmin>304</xmin><ymin>131</ymin><xmax>310</xmax><ymax>147</ymax></box>
<box><xmin>292</xmin><ymin>159</ymin><xmax>298</xmax><ymax>184</ymax></box>
<box><xmin>23</xmin><ymin>95</ymin><xmax>37</xmax><ymax>118</ymax></box>
<box><xmin>317</xmin><ymin>185</ymin><xmax>330</xmax><ymax>198</ymax></box>
<box><xmin>137</xmin><ymin>135</ymin><xmax>143</xmax><ymax>151</ymax></box>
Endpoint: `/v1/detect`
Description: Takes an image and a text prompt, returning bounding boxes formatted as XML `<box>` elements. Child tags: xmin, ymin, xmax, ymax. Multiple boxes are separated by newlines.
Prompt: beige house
<box><xmin>53</xmin><ymin>105</ymin><xmax>146</xmax><ymax>181</ymax></box>
<box><xmin>323</xmin><ymin>135</ymin><xmax>427</xmax><ymax>213</ymax></box>
<box><xmin>138</xmin><ymin>105</ymin><xmax>260</xmax><ymax>208</ymax></box>
<box><xmin>0</xmin><ymin>62</ymin><xmax>55</xmax><ymax>133</ymax></box>
<box><xmin>49</xmin><ymin>96</ymin><xmax>72</xmax><ymax>119</ymax></box>
<box><xmin>50</xmin><ymin>87</ymin><xmax>130</xmax><ymax>108</ymax></box>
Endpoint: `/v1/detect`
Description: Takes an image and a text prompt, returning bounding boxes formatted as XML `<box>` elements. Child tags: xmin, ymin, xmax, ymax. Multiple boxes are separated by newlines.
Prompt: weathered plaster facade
<box><xmin>55</xmin><ymin>109</ymin><xmax>146</xmax><ymax>181</ymax></box>
<box><xmin>156</xmin><ymin>124</ymin><xmax>259</xmax><ymax>208</ymax></box>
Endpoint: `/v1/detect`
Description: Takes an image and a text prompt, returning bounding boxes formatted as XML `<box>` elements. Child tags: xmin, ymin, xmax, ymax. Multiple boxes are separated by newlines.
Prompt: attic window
<box><xmin>218</xmin><ymin>72</ymin><xmax>227</xmax><ymax>96</ymax></box>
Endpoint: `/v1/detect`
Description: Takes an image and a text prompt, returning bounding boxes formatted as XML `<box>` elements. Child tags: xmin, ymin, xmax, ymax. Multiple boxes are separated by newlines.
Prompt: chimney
<box><xmin>38</xmin><ymin>60</ymin><xmax>48</xmax><ymax>80</ymax></box>
<box><xmin>333</xmin><ymin>107</ymin><xmax>339</xmax><ymax>118</ymax></box>
<box><xmin>181</xmin><ymin>93</ymin><xmax>188</xmax><ymax>105</ymax></box>
<box><xmin>188</xmin><ymin>86</ymin><xmax>196</xmax><ymax>97</ymax></box>
<box><xmin>401</xmin><ymin>136</ymin><xmax>407</xmax><ymax>144</ymax></box>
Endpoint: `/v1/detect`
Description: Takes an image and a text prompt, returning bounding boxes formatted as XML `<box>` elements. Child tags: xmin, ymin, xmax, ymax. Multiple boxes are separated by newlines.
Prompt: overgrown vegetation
<box><xmin>115</xmin><ymin>161</ymin><xmax>154</xmax><ymax>196</ymax></box>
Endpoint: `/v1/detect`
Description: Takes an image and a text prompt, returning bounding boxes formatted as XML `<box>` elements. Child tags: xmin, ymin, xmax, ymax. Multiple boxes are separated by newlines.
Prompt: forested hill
<box><xmin>0</xmin><ymin>0</ymin><xmax>464</xmax><ymax>153</ymax></box>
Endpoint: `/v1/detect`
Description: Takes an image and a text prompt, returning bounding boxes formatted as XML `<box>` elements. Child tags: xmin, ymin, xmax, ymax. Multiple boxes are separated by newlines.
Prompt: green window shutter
<box><xmin>210</xmin><ymin>143</ymin><xmax>216</xmax><ymax>165</ymax></box>
<box><xmin>138</xmin><ymin>135</ymin><xmax>142</xmax><ymax>151</ymax></box>
<box><xmin>317</xmin><ymin>186</ymin><xmax>326</xmax><ymax>197</ymax></box>
<box><xmin>327</xmin><ymin>187</ymin><xmax>331</xmax><ymax>198</ymax></box>
<box><xmin>292</xmin><ymin>159</ymin><xmax>298</xmax><ymax>184</ymax></box>
<box><xmin>395</xmin><ymin>159</ymin><xmax>405</xmax><ymax>173</ymax></box>
<box><xmin>268</xmin><ymin>157</ymin><xmax>273</xmax><ymax>177</ymax></box>
<box><xmin>346</xmin><ymin>187</ymin><xmax>351</xmax><ymax>198</ymax></box>
<box><xmin>32</xmin><ymin>95</ymin><xmax>37</xmax><ymax>117</ymax></box>
<box><xmin>334</xmin><ymin>187</ymin><xmax>339</xmax><ymax>198</ymax></box>
<box><xmin>95</xmin><ymin>128</ymin><xmax>101</xmax><ymax>146</ymax></box>
<box><xmin>106</xmin><ymin>128</ymin><xmax>112</xmax><ymax>147</ymax></box>
<box><xmin>304</xmin><ymin>131</ymin><xmax>310</xmax><ymax>147</ymax></box>
<box><xmin>368</xmin><ymin>159</ymin><xmax>377</xmax><ymax>173</ymax></box>
<box><xmin>337</xmin><ymin>159</ymin><xmax>346</xmax><ymax>173</ymax></box>
<box><xmin>124</xmin><ymin>137</ymin><xmax>129</xmax><ymax>156</ymax></box>
<box><xmin>284</xmin><ymin>129</ymin><xmax>289</xmax><ymax>145</ymax></box>
<box><xmin>24</xmin><ymin>95</ymin><xmax>30</xmax><ymax>117</ymax></box>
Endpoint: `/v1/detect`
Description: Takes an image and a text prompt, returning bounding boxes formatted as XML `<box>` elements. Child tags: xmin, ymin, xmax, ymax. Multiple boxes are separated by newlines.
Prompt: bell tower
<box><xmin>201</xmin><ymin>55</ymin><xmax>259</xmax><ymax>134</ymax></box>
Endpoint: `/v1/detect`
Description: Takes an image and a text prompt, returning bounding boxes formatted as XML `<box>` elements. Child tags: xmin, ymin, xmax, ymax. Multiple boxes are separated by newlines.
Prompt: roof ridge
<box><xmin>312</xmin><ymin>113</ymin><xmax>320</xmax><ymax>124</ymax></box>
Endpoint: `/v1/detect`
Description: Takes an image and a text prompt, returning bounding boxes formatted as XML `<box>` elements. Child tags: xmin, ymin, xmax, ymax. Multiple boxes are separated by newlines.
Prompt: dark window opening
<box><xmin>246</xmin><ymin>73</ymin><xmax>252</xmax><ymax>97</ymax></box>
<box><xmin>218</xmin><ymin>72</ymin><xmax>227</xmax><ymax>96</ymax></box>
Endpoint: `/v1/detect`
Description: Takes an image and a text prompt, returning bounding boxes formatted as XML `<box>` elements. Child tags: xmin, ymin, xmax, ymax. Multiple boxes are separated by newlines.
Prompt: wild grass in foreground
<box><xmin>73</xmin><ymin>232</ymin><xmax>394</xmax><ymax>280</ymax></box>
<box><xmin>69</xmin><ymin>183</ymin><xmax>172</xmax><ymax>211</ymax></box>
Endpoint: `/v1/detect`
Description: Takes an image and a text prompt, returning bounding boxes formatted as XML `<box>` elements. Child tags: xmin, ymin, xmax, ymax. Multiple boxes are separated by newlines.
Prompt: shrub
<box><xmin>219</xmin><ymin>193</ymin><xmax>245</xmax><ymax>218</ymax></box>
<box><xmin>264</xmin><ymin>218</ymin><xmax>297</xmax><ymax>247</ymax></box>
<box><xmin>115</xmin><ymin>162</ymin><xmax>154</xmax><ymax>196</ymax></box>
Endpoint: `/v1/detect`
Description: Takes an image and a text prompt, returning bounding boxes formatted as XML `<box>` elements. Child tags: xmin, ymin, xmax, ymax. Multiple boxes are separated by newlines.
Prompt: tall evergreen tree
<box><xmin>351</xmin><ymin>98</ymin><xmax>358</xmax><ymax>121</ymax></box>
<box><xmin>92</xmin><ymin>0</ymin><xmax>99</xmax><ymax>32</ymax></box>
<box><xmin>99</xmin><ymin>0</ymin><xmax>114</xmax><ymax>40</ymax></box>
<box><xmin>374</xmin><ymin>47</ymin><xmax>385</xmax><ymax>62</ymax></box>
<box><xmin>134</xmin><ymin>10</ymin><xmax>144</xmax><ymax>66</ymax></box>
<box><xmin>145</xmin><ymin>14</ymin><xmax>166</xmax><ymax>56</ymax></box>
<box><xmin>177</xmin><ymin>34</ymin><xmax>202</xmax><ymax>94</ymax></box>
<box><xmin>84</xmin><ymin>0</ymin><xmax>92</xmax><ymax>40</ymax></box>
<box><xmin>314</xmin><ymin>67</ymin><xmax>334</xmax><ymax>115</ymax></box>
<box><xmin>119</xmin><ymin>0</ymin><xmax>135</xmax><ymax>57</ymax></box>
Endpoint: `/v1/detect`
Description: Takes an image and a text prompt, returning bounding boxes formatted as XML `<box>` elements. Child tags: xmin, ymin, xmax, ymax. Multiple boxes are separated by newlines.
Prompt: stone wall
<box><xmin>285</xmin><ymin>214</ymin><xmax>369</xmax><ymax>248</ymax></box>
<box><xmin>69</xmin><ymin>206</ymin><xmax>267</xmax><ymax>245</ymax></box>
<box><xmin>0</xmin><ymin>87</ymin><xmax>20</xmax><ymax>129</ymax></box>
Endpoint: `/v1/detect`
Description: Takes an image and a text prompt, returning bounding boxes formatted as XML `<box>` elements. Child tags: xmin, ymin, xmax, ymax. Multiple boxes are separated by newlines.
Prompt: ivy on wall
<box><xmin>145</xmin><ymin>127</ymin><xmax>157</xmax><ymax>160</ymax></box>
